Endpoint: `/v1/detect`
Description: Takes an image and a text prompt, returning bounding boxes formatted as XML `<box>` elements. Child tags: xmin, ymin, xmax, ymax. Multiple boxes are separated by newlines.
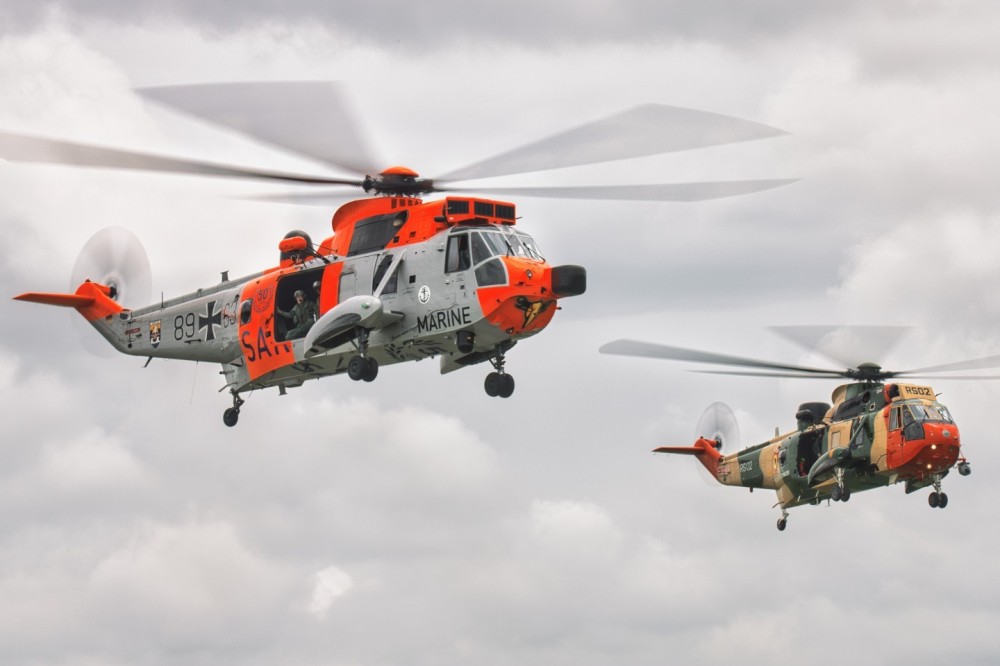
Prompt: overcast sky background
<box><xmin>2</xmin><ymin>2</ymin><xmax>1000</xmax><ymax>665</ymax></box>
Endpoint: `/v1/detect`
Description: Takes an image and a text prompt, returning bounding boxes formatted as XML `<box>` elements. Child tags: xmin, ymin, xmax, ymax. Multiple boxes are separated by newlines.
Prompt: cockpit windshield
<box><xmin>476</xmin><ymin>228</ymin><xmax>545</xmax><ymax>261</ymax></box>
<box><xmin>904</xmin><ymin>400</ymin><xmax>953</xmax><ymax>424</ymax></box>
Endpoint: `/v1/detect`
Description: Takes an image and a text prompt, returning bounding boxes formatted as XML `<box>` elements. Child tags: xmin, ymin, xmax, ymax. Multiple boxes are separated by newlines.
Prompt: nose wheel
<box><xmin>484</xmin><ymin>345</ymin><xmax>515</xmax><ymax>398</ymax></box>
<box><xmin>927</xmin><ymin>473</ymin><xmax>949</xmax><ymax>509</ymax></box>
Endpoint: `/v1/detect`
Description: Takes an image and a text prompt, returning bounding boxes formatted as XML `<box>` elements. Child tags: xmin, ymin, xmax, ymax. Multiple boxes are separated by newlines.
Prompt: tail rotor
<box><xmin>69</xmin><ymin>226</ymin><xmax>151</xmax><ymax>356</ymax></box>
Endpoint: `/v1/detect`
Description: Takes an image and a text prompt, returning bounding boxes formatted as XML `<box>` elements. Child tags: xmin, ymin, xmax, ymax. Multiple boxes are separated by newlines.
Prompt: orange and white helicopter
<box><xmin>4</xmin><ymin>82</ymin><xmax>792</xmax><ymax>426</ymax></box>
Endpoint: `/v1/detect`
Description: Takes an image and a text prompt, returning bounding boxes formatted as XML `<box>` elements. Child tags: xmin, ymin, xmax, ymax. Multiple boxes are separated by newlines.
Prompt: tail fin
<box><xmin>654</xmin><ymin>437</ymin><xmax>724</xmax><ymax>480</ymax></box>
<box><xmin>14</xmin><ymin>280</ymin><xmax>124</xmax><ymax>321</ymax></box>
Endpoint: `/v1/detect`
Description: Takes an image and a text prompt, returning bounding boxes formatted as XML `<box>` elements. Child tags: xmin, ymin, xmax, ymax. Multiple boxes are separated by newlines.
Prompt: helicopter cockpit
<box><xmin>889</xmin><ymin>399</ymin><xmax>954</xmax><ymax>442</ymax></box>
<box><xmin>445</xmin><ymin>227</ymin><xmax>546</xmax><ymax>287</ymax></box>
<box><xmin>889</xmin><ymin>400</ymin><xmax>954</xmax><ymax>429</ymax></box>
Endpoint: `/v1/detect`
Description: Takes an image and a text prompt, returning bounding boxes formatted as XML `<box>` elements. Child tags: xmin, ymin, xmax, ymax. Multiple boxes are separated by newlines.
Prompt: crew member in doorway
<box><xmin>279</xmin><ymin>289</ymin><xmax>318</xmax><ymax>339</ymax></box>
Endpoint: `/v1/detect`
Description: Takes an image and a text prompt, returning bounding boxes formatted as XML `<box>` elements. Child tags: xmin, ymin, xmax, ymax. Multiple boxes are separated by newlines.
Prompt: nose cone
<box><xmin>905</xmin><ymin>423</ymin><xmax>962</xmax><ymax>475</ymax></box>
<box><xmin>551</xmin><ymin>264</ymin><xmax>586</xmax><ymax>298</ymax></box>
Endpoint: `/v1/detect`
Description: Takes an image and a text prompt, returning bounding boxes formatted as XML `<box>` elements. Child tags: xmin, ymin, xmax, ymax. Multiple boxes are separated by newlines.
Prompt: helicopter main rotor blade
<box><xmin>0</xmin><ymin>130</ymin><xmax>364</xmax><ymax>186</ymax></box>
<box><xmin>599</xmin><ymin>339</ymin><xmax>839</xmax><ymax>376</ymax></box>
<box><xmin>896</xmin><ymin>353</ymin><xmax>1000</xmax><ymax>376</ymax></box>
<box><xmin>695</xmin><ymin>369</ymin><xmax>847</xmax><ymax>379</ymax></box>
<box><xmin>437</xmin><ymin>104</ymin><xmax>789</xmax><ymax>182</ymax></box>
<box><xmin>439</xmin><ymin>179</ymin><xmax>797</xmax><ymax>202</ymax></box>
<box><xmin>138</xmin><ymin>81</ymin><xmax>384</xmax><ymax>176</ymax></box>
<box><xmin>769</xmin><ymin>325</ymin><xmax>911</xmax><ymax>370</ymax></box>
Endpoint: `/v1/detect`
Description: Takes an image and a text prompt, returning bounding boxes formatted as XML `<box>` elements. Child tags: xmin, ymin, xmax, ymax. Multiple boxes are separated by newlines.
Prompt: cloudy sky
<box><xmin>2</xmin><ymin>2</ymin><xmax>1000</xmax><ymax>664</ymax></box>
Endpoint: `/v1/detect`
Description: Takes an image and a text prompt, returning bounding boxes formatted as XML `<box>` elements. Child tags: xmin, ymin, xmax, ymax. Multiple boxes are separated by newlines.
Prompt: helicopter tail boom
<box><xmin>14</xmin><ymin>281</ymin><xmax>125</xmax><ymax>322</ymax></box>
<box><xmin>654</xmin><ymin>437</ymin><xmax>724</xmax><ymax>481</ymax></box>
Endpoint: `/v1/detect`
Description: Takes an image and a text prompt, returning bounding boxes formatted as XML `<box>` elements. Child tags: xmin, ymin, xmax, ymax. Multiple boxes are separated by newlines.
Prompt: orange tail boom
<box><xmin>654</xmin><ymin>437</ymin><xmax>724</xmax><ymax>478</ymax></box>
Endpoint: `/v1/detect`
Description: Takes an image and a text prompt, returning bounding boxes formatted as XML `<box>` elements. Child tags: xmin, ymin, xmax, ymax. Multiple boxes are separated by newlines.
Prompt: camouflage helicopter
<box><xmin>601</xmin><ymin>329</ymin><xmax>1000</xmax><ymax>530</ymax></box>
<box><xmin>4</xmin><ymin>82</ymin><xmax>793</xmax><ymax>426</ymax></box>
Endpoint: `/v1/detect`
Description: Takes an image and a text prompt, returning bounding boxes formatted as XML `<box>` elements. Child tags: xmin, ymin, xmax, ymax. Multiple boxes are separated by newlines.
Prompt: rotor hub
<box><xmin>364</xmin><ymin>166</ymin><xmax>435</xmax><ymax>197</ymax></box>
<box><xmin>848</xmin><ymin>362</ymin><xmax>887</xmax><ymax>382</ymax></box>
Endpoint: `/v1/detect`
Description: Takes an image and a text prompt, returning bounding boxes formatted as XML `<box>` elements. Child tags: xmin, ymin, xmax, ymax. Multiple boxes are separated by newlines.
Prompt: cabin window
<box><xmin>889</xmin><ymin>406</ymin><xmax>901</xmax><ymax>430</ymax></box>
<box><xmin>240</xmin><ymin>299</ymin><xmax>253</xmax><ymax>325</ymax></box>
<box><xmin>348</xmin><ymin>212</ymin><xmax>407</xmax><ymax>256</ymax></box>
<box><xmin>445</xmin><ymin>233</ymin><xmax>471</xmax><ymax>273</ymax></box>
<box><xmin>372</xmin><ymin>254</ymin><xmax>398</xmax><ymax>294</ymax></box>
<box><xmin>475</xmin><ymin>258</ymin><xmax>507</xmax><ymax>287</ymax></box>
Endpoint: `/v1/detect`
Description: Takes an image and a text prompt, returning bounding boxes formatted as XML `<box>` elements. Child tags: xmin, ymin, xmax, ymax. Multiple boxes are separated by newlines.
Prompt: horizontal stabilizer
<box><xmin>14</xmin><ymin>292</ymin><xmax>95</xmax><ymax>307</ymax></box>
<box><xmin>13</xmin><ymin>281</ymin><xmax>123</xmax><ymax>321</ymax></box>
<box><xmin>653</xmin><ymin>446</ymin><xmax>703</xmax><ymax>455</ymax></box>
<box><xmin>653</xmin><ymin>437</ymin><xmax>724</xmax><ymax>480</ymax></box>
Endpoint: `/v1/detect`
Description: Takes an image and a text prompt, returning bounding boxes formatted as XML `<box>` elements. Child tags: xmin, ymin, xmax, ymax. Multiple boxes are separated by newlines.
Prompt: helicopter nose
<box><xmin>910</xmin><ymin>423</ymin><xmax>962</xmax><ymax>473</ymax></box>
<box><xmin>551</xmin><ymin>264</ymin><xmax>586</xmax><ymax>298</ymax></box>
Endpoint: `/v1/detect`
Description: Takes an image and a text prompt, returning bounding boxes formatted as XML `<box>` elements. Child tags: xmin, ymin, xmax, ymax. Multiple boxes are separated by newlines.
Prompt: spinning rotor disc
<box><xmin>70</xmin><ymin>226</ymin><xmax>152</xmax><ymax>307</ymax></box>
<box><xmin>695</xmin><ymin>401</ymin><xmax>740</xmax><ymax>451</ymax></box>
<box><xmin>0</xmin><ymin>81</ymin><xmax>796</xmax><ymax>203</ymax></box>
<box><xmin>69</xmin><ymin>227</ymin><xmax>151</xmax><ymax>357</ymax></box>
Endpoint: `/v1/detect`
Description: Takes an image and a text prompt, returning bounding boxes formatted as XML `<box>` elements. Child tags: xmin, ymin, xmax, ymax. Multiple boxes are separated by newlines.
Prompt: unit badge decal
<box><xmin>149</xmin><ymin>320</ymin><xmax>162</xmax><ymax>348</ymax></box>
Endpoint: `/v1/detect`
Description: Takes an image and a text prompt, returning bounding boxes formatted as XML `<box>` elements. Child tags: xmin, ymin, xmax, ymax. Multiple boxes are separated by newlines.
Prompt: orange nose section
<box><xmin>900</xmin><ymin>423</ymin><xmax>961</xmax><ymax>476</ymax></box>
<box><xmin>478</xmin><ymin>259</ymin><xmax>586</xmax><ymax>335</ymax></box>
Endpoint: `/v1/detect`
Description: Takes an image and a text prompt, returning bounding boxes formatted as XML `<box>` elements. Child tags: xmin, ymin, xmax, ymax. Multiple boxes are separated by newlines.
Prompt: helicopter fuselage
<box><xmin>672</xmin><ymin>381</ymin><xmax>966</xmax><ymax>511</ymax></box>
<box><xmin>19</xmin><ymin>195</ymin><xmax>586</xmax><ymax>418</ymax></box>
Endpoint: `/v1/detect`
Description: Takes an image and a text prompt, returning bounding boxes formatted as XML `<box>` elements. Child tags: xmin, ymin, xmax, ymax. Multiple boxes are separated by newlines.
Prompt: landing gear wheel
<box><xmin>362</xmin><ymin>357</ymin><xmax>379</xmax><ymax>382</ymax></box>
<box><xmin>777</xmin><ymin>518</ymin><xmax>787</xmax><ymax>531</ymax></box>
<box><xmin>498</xmin><ymin>373</ymin><xmax>515</xmax><ymax>398</ymax></box>
<box><xmin>840</xmin><ymin>487</ymin><xmax>851</xmax><ymax>502</ymax></box>
<box><xmin>485</xmin><ymin>343</ymin><xmax>515</xmax><ymax>398</ymax></box>
<box><xmin>484</xmin><ymin>372</ymin><xmax>502</xmax><ymax>397</ymax></box>
<box><xmin>959</xmin><ymin>462</ymin><xmax>971</xmax><ymax>476</ymax></box>
<box><xmin>928</xmin><ymin>492</ymin><xmax>940</xmax><ymax>508</ymax></box>
<box><xmin>223</xmin><ymin>392</ymin><xmax>245</xmax><ymax>428</ymax></box>
<box><xmin>348</xmin><ymin>355</ymin><xmax>367</xmax><ymax>381</ymax></box>
<box><xmin>938</xmin><ymin>492</ymin><xmax>949</xmax><ymax>508</ymax></box>
<box><xmin>831</xmin><ymin>486</ymin><xmax>843</xmax><ymax>502</ymax></box>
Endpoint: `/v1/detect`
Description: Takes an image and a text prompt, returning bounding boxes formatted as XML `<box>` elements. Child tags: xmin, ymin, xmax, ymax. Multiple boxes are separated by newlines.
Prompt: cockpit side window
<box><xmin>445</xmin><ymin>233</ymin><xmax>471</xmax><ymax>273</ymax></box>
<box><xmin>889</xmin><ymin>406</ymin><xmax>900</xmax><ymax>430</ymax></box>
<box><xmin>471</xmin><ymin>232</ymin><xmax>493</xmax><ymax>265</ymax></box>
<box><xmin>481</xmin><ymin>232</ymin><xmax>509</xmax><ymax>257</ymax></box>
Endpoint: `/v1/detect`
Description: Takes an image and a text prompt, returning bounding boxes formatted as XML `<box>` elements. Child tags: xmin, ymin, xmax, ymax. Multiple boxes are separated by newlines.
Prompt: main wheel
<box><xmin>777</xmin><ymin>518</ymin><xmax>787</xmax><ymax>531</ymax></box>
<box><xmin>928</xmin><ymin>492</ymin><xmax>940</xmax><ymax>508</ymax></box>
<box><xmin>347</xmin><ymin>355</ymin><xmax>367</xmax><ymax>381</ymax></box>
<box><xmin>841</xmin><ymin>487</ymin><xmax>851</xmax><ymax>502</ymax></box>
<box><xmin>484</xmin><ymin>372</ymin><xmax>502</xmax><ymax>397</ymax></box>
<box><xmin>362</xmin><ymin>357</ymin><xmax>379</xmax><ymax>382</ymax></box>
<box><xmin>498</xmin><ymin>373</ymin><xmax>515</xmax><ymax>398</ymax></box>
<box><xmin>937</xmin><ymin>492</ymin><xmax>949</xmax><ymax>508</ymax></box>
<box><xmin>223</xmin><ymin>408</ymin><xmax>239</xmax><ymax>427</ymax></box>
<box><xmin>831</xmin><ymin>486</ymin><xmax>843</xmax><ymax>502</ymax></box>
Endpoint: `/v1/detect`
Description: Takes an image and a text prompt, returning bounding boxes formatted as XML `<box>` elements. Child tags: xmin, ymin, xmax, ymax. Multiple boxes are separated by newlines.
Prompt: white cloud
<box><xmin>307</xmin><ymin>565</ymin><xmax>354</xmax><ymax>619</ymax></box>
<box><xmin>2</xmin><ymin>6</ymin><xmax>1000</xmax><ymax>665</ymax></box>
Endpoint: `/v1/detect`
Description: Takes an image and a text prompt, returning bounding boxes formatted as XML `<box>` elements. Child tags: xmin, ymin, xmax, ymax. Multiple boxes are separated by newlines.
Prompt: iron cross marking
<box><xmin>198</xmin><ymin>300</ymin><xmax>222</xmax><ymax>341</ymax></box>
